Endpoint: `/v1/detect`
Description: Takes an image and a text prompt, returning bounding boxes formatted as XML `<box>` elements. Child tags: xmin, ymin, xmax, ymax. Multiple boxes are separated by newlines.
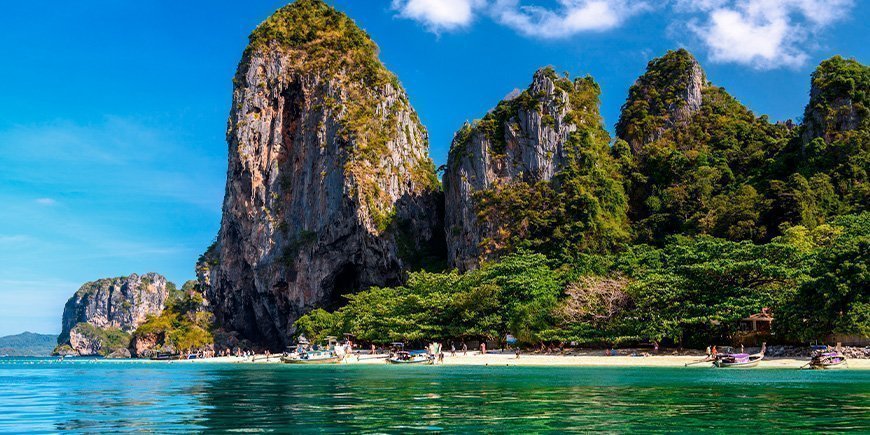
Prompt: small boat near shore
<box><xmin>387</xmin><ymin>350</ymin><xmax>434</xmax><ymax>365</ymax></box>
<box><xmin>805</xmin><ymin>348</ymin><xmax>848</xmax><ymax>370</ymax></box>
<box><xmin>282</xmin><ymin>349</ymin><xmax>341</xmax><ymax>364</ymax></box>
<box><xmin>281</xmin><ymin>336</ymin><xmax>343</xmax><ymax>364</ymax></box>
<box><xmin>386</xmin><ymin>342</ymin><xmax>434</xmax><ymax>365</ymax></box>
<box><xmin>150</xmin><ymin>353</ymin><xmax>180</xmax><ymax>361</ymax></box>
<box><xmin>713</xmin><ymin>343</ymin><xmax>765</xmax><ymax>368</ymax></box>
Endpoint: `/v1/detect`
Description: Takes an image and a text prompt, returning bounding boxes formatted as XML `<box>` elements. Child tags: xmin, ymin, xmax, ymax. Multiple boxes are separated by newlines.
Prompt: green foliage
<box><xmin>295</xmin><ymin>252</ymin><xmax>563</xmax><ymax>345</ymax></box>
<box><xmin>769</xmin><ymin>57</ymin><xmax>869</xmax><ymax>226</ymax></box>
<box><xmin>0</xmin><ymin>332</ymin><xmax>58</xmax><ymax>357</ymax></box>
<box><xmin>72</xmin><ymin>323</ymin><xmax>132</xmax><ymax>356</ymax></box>
<box><xmin>616</xmin><ymin>49</ymin><xmax>704</xmax><ymax>145</ymax></box>
<box><xmin>464</xmin><ymin>72</ymin><xmax>629</xmax><ymax>261</ymax></box>
<box><xmin>295</xmin><ymin>213</ymin><xmax>867</xmax><ymax>347</ymax></box>
<box><xmin>244</xmin><ymin>0</ymin><xmax>440</xmax><ymax>230</ymax></box>
<box><xmin>132</xmin><ymin>285</ymin><xmax>215</xmax><ymax>353</ymax></box>
<box><xmin>776</xmin><ymin>213</ymin><xmax>869</xmax><ymax>340</ymax></box>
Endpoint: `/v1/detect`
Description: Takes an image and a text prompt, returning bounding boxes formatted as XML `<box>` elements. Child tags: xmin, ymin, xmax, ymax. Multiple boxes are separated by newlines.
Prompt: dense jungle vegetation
<box><xmin>296</xmin><ymin>52</ymin><xmax>868</xmax><ymax>348</ymax></box>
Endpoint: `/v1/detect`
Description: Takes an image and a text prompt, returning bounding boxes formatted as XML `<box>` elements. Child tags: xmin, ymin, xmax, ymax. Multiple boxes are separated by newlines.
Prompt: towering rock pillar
<box><xmin>201</xmin><ymin>0</ymin><xmax>442</xmax><ymax>347</ymax></box>
<box><xmin>444</xmin><ymin>68</ymin><xmax>627</xmax><ymax>270</ymax></box>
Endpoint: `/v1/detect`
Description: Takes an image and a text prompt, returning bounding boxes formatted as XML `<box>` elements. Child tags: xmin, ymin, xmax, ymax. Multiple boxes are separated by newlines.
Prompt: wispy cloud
<box><xmin>676</xmin><ymin>0</ymin><xmax>854</xmax><ymax>69</ymax></box>
<box><xmin>393</xmin><ymin>0</ymin><xmax>856</xmax><ymax>69</ymax></box>
<box><xmin>491</xmin><ymin>0</ymin><xmax>652</xmax><ymax>38</ymax></box>
<box><xmin>392</xmin><ymin>0</ymin><xmax>486</xmax><ymax>32</ymax></box>
<box><xmin>34</xmin><ymin>198</ymin><xmax>56</xmax><ymax>206</ymax></box>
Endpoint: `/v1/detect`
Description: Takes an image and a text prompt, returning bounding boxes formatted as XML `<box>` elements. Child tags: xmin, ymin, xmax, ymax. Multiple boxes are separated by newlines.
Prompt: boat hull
<box><xmin>386</xmin><ymin>358</ymin><xmax>433</xmax><ymax>365</ymax></box>
<box><xmin>810</xmin><ymin>360</ymin><xmax>848</xmax><ymax>370</ymax></box>
<box><xmin>714</xmin><ymin>360</ymin><xmax>761</xmax><ymax>368</ymax></box>
<box><xmin>282</xmin><ymin>357</ymin><xmax>341</xmax><ymax>364</ymax></box>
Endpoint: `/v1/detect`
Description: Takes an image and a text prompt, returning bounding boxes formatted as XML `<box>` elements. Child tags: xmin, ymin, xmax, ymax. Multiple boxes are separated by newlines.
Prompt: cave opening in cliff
<box><xmin>325</xmin><ymin>264</ymin><xmax>361</xmax><ymax>311</ymax></box>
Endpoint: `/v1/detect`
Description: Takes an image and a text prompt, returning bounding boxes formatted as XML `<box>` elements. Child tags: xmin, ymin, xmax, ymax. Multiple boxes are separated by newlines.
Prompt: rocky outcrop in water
<box><xmin>444</xmin><ymin>67</ymin><xmax>615</xmax><ymax>270</ymax></box>
<box><xmin>56</xmin><ymin>273</ymin><xmax>169</xmax><ymax>355</ymax></box>
<box><xmin>58</xmin><ymin>273</ymin><xmax>169</xmax><ymax>343</ymax></box>
<box><xmin>200</xmin><ymin>0</ymin><xmax>442</xmax><ymax>348</ymax></box>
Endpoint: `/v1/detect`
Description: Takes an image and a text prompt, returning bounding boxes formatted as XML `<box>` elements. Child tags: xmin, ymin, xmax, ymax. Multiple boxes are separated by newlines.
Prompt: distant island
<box><xmin>44</xmin><ymin>0</ymin><xmax>867</xmax><ymax>359</ymax></box>
<box><xmin>0</xmin><ymin>332</ymin><xmax>58</xmax><ymax>357</ymax></box>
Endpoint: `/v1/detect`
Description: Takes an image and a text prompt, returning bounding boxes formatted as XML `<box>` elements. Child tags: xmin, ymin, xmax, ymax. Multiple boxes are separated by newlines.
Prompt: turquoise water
<box><xmin>1</xmin><ymin>358</ymin><xmax>868</xmax><ymax>433</ymax></box>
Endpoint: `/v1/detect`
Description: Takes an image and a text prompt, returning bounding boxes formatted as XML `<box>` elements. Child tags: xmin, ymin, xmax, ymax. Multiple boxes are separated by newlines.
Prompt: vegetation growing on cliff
<box><xmin>68</xmin><ymin>323</ymin><xmax>132</xmax><ymax>357</ymax></box>
<box><xmin>769</xmin><ymin>56</ymin><xmax>869</xmax><ymax>228</ymax></box>
<box><xmin>296</xmin><ymin>213</ymin><xmax>868</xmax><ymax>347</ymax></box>
<box><xmin>132</xmin><ymin>281</ymin><xmax>214</xmax><ymax>354</ymax></box>
<box><xmin>243</xmin><ymin>0</ymin><xmax>439</xmax><ymax>232</ymax></box>
<box><xmin>295</xmin><ymin>54</ymin><xmax>868</xmax><ymax>349</ymax></box>
<box><xmin>449</xmin><ymin>71</ymin><xmax>630</xmax><ymax>262</ymax></box>
<box><xmin>615</xmin><ymin>50</ymin><xmax>799</xmax><ymax>243</ymax></box>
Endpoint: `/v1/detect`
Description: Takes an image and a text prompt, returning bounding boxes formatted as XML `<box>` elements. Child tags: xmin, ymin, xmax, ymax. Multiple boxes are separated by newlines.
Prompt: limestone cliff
<box><xmin>801</xmin><ymin>55</ymin><xmax>869</xmax><ymax>145</ymax></box>
<box><xmin>57</xmin><ymin>273</ymin><xmax>170</xmax><ymax>355</ymax></box>
<box><xmin>614</xmin><ymin>49</ymin><xmax>797</xmax><ymax>242</ymax></box>
<box><xmin>201</xmin><ymin>0</ymin><xmax>442</xmax><ymax>347</ymax></box>
<box><xmin>615</xmin><ymin>49</ymin><xmax>705</xmax><ymax>154</ymax></box>
<box><xmin>444</xmin><ymin>67</ymin><xmax>625</xmax><ymax>270</ymax></box>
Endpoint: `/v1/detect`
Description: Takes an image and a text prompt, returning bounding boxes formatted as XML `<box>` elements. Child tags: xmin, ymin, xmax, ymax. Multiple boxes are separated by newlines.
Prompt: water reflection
<box><xmin>0</xmin><ymin>360</ymin><xmax>867</xmax><ymax>432</ymax></box>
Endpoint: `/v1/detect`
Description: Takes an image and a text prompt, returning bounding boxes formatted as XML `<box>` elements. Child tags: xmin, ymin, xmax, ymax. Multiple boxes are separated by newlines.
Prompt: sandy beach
<box><xmin>158</xmin><ymin>351</ymin><xmax>870</xmax><ymax>369</ymax></box>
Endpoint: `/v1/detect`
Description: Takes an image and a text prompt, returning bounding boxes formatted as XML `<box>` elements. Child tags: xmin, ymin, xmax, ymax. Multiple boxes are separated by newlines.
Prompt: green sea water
<box><xmin>1</xmin><ymin>358</ymin><xmax>868</xmax><ymax>433</ymax></box>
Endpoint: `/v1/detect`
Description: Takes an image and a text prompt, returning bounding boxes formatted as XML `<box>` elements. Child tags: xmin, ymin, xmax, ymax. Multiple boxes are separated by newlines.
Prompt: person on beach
<box><xmin>480</xmin><ymin>342</ymin><xmax>486</xmax><ymax>355</ymax></box>
<box><xmin>451</xmin><ymin>343</ymin><xmax>456</xmax><ymax>356</ymax></box>
<box><xmin>462</xmin><ymin>342</ymin><xmax>468</xmax><ymax>355</ymax></box>
<box><xmin>706</xmin><ymin>346</ymin><xmax>711</xmax><ymax>358</ymax></box>
<box><xmin>515</xmin><ymin>348</ymin><xmax>520</xmax><ymax>359</ymax></box>
<box><xmin>711</xmin><ymin>346</ymin><xmax>718</xmax><ymax>357</ymax></box>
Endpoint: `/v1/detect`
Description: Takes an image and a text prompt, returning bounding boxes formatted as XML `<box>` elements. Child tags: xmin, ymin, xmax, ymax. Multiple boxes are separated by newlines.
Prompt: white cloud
<box><xmin>683</xmin><ymin>0</ymin><xmax>854</xmax><ymax>69</ymax></box>
<box><xmin>392</xmin><ymin>0</ymin><xmax>855</xmax><ymax>69</ymax></box>
<box><xmin>34</xmin><ymin>198</ymin><xmax>56</xmax><ymax>206</ymax></box>
<box><xmin>392</xmin><ymin>0</ymin><xmax>485</xmax><ymax>31</ymax></box>
<box><xmin>491</xmin><ymin>0</ymin><xmax>651</xmax><ymax>38</ymax></box>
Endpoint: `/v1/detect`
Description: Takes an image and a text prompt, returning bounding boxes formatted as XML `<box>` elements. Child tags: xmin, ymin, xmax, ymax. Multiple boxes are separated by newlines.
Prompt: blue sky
<box><xmin>0</xmin><ymin>0</ymin><xmax>866</xmax><ymax>336</ymax></box>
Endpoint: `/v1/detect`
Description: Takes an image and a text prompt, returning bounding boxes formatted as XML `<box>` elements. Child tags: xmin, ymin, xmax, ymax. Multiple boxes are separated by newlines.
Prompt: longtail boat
<box><xmin>386</xmin><ymin>342</ymin><xmax>433</xmax><ymax>365</ymax></box>
<box><xmin>281</xmin><ymin>336</ymin><xmax>342</xmax><ymax>364</ymax></box>
<box><xmin>282</xmin><ymin>349</ymin><xmax>341</xmax><ymax>364</ymax></box>
<box><xmin>713</xmin><ymin>343</ymin><xmax>765</xmax><ymax>368</ymax></box>
<box><xmin>387</xmin><ymin>350</ymin><xmax>433</xmax><ymax>365</ymax></box>
<box><xmin>807</xmin><ymin>350</ymin><xmax>848</xmax><ymax>370</ymax></box>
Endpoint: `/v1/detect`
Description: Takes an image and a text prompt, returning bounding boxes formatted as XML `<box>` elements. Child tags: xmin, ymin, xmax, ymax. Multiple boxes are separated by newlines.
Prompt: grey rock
<box><xmin>444</xmin><ymin>68</ymin><xmax>584</xmax><ymax>270</ymax></box>
<box><xmin>106</xmin><ymin>348</ymin><xmax>132</xmax><ymax>359</ymax></box>
<box><xmin>58</xmin><ymin>273</ymin><xmax>170</xmax><ymax>347</ymax></box>
<box><xmin>200</xmin><ymin>13</ymin><xmax>441</xmax><ymax>348</ymax></box>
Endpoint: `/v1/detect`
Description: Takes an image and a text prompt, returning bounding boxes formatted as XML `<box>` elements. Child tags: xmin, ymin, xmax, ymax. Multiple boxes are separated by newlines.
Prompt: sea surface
<box><xmin>1</xmin><ymin>357</ymin><xmax>868</xmax><ymax>433</ymax></box>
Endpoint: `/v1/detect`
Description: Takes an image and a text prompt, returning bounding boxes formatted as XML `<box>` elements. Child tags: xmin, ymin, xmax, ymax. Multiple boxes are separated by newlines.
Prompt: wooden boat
<box><xmin>281</xmin><ymin>337</ymin><xmax>342</xmax><ymax>364</ymax></box>
<box><xmin>387</xmin><ymin>350</ymin><xmax>433</xmax><ymax>365</ymax></box>
<box><xmin>282</xmin><ymin>349</ymin><xmax>341</xmax><ymax>364</ymax></box>
<box><xmin>150</xmin><ymin>353</ymin><xmax>180</xmax><ymax>361</ymax></box>
<box><xmin>808</xmin><ymin>351</ymin><xmax>848</xmax><ymax>370</ymax></box>
<box><xmin>713</xmin><ymin>343</ymin><xmax>765</xmax><ymax>368</ymax></box>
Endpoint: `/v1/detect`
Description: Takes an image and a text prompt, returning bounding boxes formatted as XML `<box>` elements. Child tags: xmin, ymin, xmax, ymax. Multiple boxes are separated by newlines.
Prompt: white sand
<box><xmin>164</xmin><ymin>351</ymin><xmax>870</xmax><ymax>369</ymax></box>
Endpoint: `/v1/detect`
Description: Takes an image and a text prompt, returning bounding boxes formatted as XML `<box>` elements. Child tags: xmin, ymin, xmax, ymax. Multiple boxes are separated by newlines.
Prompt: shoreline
<box><xmin>53</xmin><ymin>351</ymin><xmax>868</xmax><ymax>369</ymax></box>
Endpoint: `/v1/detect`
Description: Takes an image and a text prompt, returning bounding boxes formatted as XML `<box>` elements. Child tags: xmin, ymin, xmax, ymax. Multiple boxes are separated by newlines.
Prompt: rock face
<box><xmin>444</xmin><ymin>67</ymin><xmax>609</xmax><ymax>270</ymax></box>
<box><xmin>201</xmin><ymin>0</ymin><xmax>442</xmax><ymax>348</ymax></box>
<box><xmin>58</xmin><ymin>273</ymin><xmax>170</xmax><ymax>346</ymax></box>
<box><xmin>615</xmin><ymin>49</ymin><xmax>705</xmax><ymax>153</ymax></box>
<box><xmin>802</xmin><ymin>56</ymin><xmax>869</xmax><ymax>145</ymax></box>
<box><xmin>131</xmin><ymin>333</ymin><xmax>162</xmax><ymax>358</ymax></box>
